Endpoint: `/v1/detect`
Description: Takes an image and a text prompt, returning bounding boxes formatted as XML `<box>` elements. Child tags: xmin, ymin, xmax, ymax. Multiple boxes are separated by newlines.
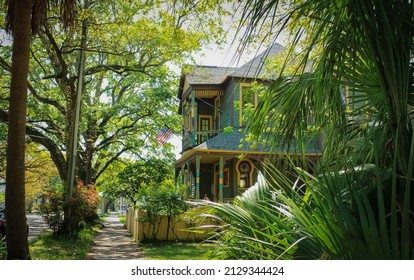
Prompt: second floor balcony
<box><xmin>182</xmin><ymin>129</ymin><xmax>221</xmax><ymax>151</ymax></box>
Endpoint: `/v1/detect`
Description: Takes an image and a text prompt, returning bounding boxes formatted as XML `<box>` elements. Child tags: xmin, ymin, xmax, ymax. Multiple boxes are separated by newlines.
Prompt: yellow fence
<box><xmin>125</xmin><ymin>208</ymin><xmax>213</xmax><ymax>242</ymax></box>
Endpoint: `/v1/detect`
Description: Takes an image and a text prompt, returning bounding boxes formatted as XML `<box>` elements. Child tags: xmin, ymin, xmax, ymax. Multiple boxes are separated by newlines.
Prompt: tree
<box><xmin>0</xmin><ymin>0</ymin><xmax>231</xmax><ymax>236</ymax></box>
<box><xmin>25</xmin><ymin>142</ymin><xmax>59</xmax><ymax>212</ymax></box>
<box><xmin>138</xmin><ymin>179</ymin><xmax>188</xmax><ymax>241</ymax></box>
<box><xmin>103</xmin><ymin>157</ymin><xmax>174</xmax><ymax>207</ymax></box>
<box><xmin>3</xmin><ymin>0</ymin><xmax>75</xmax><ymax>260</ymax></box>
<box><xmin>203</xmin><ymin>0</ymin><xmax>414</xmax><ymax>259</ymax></box>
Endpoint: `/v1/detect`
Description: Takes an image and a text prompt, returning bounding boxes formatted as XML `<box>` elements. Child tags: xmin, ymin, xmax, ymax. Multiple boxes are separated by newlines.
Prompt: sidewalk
<box><xmin>85</xmin><ymin>212</ymin><xmax>144</xmax><ymax>260</ymax></box>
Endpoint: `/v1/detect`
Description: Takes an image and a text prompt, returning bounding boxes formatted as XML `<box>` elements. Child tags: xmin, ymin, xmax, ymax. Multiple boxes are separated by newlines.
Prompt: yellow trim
<box><xmin>175</xmin><ymin>148</ymin><xmax>320</xmax><ymax>166</ymax></box>
<box><xmin>214</xmin><ymin>96</ymin><xmax>220</xmax><ymax>130</ymax></box>
<box><xmin>198</xmin><ymin>115</ymin><xmax>213</xmax><ymax>131</ymax></box>
<box><xmin>198</xmin><ymin>115</ymin><xmax>213</xmax><ymax>145</ymax></box>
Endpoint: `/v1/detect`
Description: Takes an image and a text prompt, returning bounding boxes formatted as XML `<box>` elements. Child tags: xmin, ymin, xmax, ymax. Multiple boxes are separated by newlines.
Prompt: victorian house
<box><xmin>175</xmin><ymin>44</ymin><xmax>320</xmax><ymax>202</ymax></box>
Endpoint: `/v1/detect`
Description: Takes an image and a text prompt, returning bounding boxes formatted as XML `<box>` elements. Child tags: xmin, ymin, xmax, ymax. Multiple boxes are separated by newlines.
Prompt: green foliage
<box><xmin>140</xmin><ymin>242</ymin><xmax>219</xmax><ymax>260</ymax></box>
<box><xmin>220</xmin><ymin>0</ymin><xmax>414</xmax><ymax>259</ymax></box>
<box><xmin>139</xmin><ymin>179</ymin><xmax>188</xmax><ymax>217</ymax></box>
<box><xmin>0</xmin><ymin>244</ymin><xmax>5</xmax><ymax>259</ymax></box>
<box><xmin>102</xmin><ymin>157</ymin><xmax>173</xmax><ymax>206</ymax></box>
<box><xmin>38</xmin><ymin>179</ymin><xmax>65</xmax><ymax>234</ymax></box>
<box><xmin>137</xmin><ymin>179</ymin><xmax>188</xmax><ymax>241</ymax></box>
<box><xmin>204</xmin><ymin>158</ymin><xmax>414</xmax><ymax>259</ymax></box>
<box><xmin>0</xmin><ymin>0</ymin><xmax>231</xmax><ymax>187</ymax></box>
<box><xmin>39</xmin><ymin>179</ymin><xmax>100</xmax><ymax>236</ymax></box>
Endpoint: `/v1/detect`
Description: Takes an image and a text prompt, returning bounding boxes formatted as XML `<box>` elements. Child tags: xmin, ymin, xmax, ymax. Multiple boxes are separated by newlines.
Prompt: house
<box><xmin>174</xmin><ymin>43</ymin><xmax>320</xmax><ymax>202</ymax></box>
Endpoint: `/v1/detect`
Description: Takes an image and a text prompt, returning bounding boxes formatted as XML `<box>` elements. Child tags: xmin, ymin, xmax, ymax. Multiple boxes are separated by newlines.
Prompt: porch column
<box><xmin>219</xmin><ymin>156</ymin><xmax>224</xmax><ymax>202</ymax></box>
<box><xmin>191</xmin><ymin>90</ymin><xmax>197</xmax><ymax>146</ymax></box>
<box><xmin>186</xmin><ymin>162</ymin><xmax>191</xmax><ymax>198</ymax></box>
<box><xmin>196</xmin><ymin>155</ymin><xmax>200</xmax><ymax>199</ymax></box>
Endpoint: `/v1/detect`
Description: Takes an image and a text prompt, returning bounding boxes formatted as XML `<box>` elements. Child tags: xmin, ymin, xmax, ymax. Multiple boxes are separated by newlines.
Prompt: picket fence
<box><xmin>125</xmin><ymin>208</ymin><xmax>214</xmax><ymax>242</ymax></box>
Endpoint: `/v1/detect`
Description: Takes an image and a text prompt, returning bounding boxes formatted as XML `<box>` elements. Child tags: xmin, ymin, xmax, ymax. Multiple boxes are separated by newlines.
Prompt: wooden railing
<box><xmin>182</xmin><ymin>130</ymin><xmax>221</xmax><ymax>150</ymax></box>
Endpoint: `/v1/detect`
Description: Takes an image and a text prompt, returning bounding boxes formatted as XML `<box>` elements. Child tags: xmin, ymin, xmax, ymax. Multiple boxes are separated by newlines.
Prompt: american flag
<box><xmin>156</xmin><ymin>125</ymin><xmax>173</xmax><ymax>145</ymax></box>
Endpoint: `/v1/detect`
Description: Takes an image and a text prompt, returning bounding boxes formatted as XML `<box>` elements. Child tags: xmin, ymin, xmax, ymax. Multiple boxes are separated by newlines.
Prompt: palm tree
<box><xmin>206</xmin><ymin>0</ymin><xmax>414</xmax><ymax>259</ymax></box>
<box><xmin>4</xmin><ymin>0</ymin><xmax>75</xmax><ymax>259</ymax></box>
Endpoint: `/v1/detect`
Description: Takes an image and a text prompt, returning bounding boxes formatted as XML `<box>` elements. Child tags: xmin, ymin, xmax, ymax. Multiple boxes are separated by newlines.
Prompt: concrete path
<box><xmin>27</xmin><ymin>213</ymin><xmax>51</xmax><ymax>242</ymax></box>
<box><xmin>85</xmin><ymin>212</ymin><xmax>144</xmax><ymax>260</ymax></box>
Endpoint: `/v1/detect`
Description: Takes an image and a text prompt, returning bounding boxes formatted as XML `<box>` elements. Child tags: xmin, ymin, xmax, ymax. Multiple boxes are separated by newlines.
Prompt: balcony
<box><xmin>182</xmin><ymin>129</ymin><xmax>221</xmax><ymax>151</ymax></box>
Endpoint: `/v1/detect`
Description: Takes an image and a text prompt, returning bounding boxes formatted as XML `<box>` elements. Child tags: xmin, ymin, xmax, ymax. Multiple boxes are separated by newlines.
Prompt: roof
<box><xmin>178</xmin><ymin>43</ymin><xmax>286</xmax><ymax>98</ymax></box>
<box><xmin>184</xmin><ymin>66</ymin><xmax>236</xmax><ymax>85</ymax></box>
<box><xmin>186</xmin><ymin>44</ymin><xmax>285</xmax><ymax>84</ymax></box>
<box><xmin>194</xmin><ymin>130</ymin><xmax>321</xmax><ymax>154</ymax></box>
<box><xmin>231</xmin><ymin>43</ymin><xmax>285</xmax><ymax>79</ymax></box>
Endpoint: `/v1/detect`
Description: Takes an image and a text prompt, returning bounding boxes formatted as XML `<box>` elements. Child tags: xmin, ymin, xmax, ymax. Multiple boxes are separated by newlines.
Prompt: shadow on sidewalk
<box><xmin>85</xmin><ymin>212</ymin><xmax>144</xmax><ymax>260</ymax></box>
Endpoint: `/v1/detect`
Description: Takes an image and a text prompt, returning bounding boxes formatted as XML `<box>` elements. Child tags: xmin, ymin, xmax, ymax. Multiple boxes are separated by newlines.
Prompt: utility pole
<box><xmin>62</xmin><ymin>4</ymin><xmax>88</xmax><ymax>235</ymax></box>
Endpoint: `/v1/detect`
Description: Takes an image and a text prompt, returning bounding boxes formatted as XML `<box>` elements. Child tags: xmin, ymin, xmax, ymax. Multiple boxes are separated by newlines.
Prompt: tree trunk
<box><xmin>5</xmin><ymin>0</ymin><xmax>32</xmax><ymax>259</ymax></box>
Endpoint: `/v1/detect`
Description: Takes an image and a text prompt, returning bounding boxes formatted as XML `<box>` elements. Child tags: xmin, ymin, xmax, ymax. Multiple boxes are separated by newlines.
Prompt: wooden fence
<box><xmin>125</xmin><ymin>208</ymin><xmax>214</xmax><ymax>242</ymax></box>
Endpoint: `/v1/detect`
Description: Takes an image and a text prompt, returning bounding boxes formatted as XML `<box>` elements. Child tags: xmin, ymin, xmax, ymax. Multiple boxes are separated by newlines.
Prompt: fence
<box><xmin>125</xmin><ymin>208</ymin><xmax>215</xmax><ymax>242</ymax></box>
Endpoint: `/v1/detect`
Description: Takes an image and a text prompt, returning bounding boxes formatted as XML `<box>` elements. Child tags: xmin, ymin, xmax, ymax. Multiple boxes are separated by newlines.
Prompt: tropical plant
<box><xmin>206</xmin><ymin>0</ymin><xmax>414</xmax><ymax>259</ymax></box>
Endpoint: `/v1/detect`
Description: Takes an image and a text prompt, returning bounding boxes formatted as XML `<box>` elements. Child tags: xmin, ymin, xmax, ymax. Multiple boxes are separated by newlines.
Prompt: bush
<box><xmin>137</xmin><ymin>180</ymin><xmax>188</xmax><ymax>241</ymax></box>
<box><xmin>39</xmin><ymin>186</ymin><xmax>64</xmax><ymax>234</ymax></box>
<box><xmin>39</xmin><ymin>179</ymin><xmax>99</xmax><ymax>236</ymax></box>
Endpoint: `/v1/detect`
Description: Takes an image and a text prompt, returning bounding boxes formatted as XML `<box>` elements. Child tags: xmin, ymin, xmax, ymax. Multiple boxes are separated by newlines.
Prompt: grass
<box><xmin>140</xmin><ymin>242</ymin><xmax>222</xmax><ymax>260</ymax></box>
<box><xmin>118</xmin><ymin>215</ymin><xmax>126</xmax><ymax>225</ymax></box>
<box><xmin>29</xmin><ymin>225</ymin><xmax>99</xmax><ymax>260</ymax></box>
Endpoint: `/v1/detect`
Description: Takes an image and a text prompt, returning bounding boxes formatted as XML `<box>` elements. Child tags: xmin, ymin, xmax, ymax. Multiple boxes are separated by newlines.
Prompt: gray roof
<box><xmin>195</xmin><ymin>130</ymin><xmax>258</xmax><ymax>151</ymax></box>
<box><xmin>185</xmin><ymin>66</ymin><xmax>236</xmax><ymax>85</ymax></box>
<box><xmin>231</xmin><ymin>43</ymin><xmax>285</xmax><ymax>79</ymax></box>
<box><xmin>194</xmin><ymin>130</ymin><xmax>321</xmax><ymax>154</ymax></box>
<box><xmin>184</xmin><ymin>43</ymin><xmax>285</xmax><ymax>86</ymax></box>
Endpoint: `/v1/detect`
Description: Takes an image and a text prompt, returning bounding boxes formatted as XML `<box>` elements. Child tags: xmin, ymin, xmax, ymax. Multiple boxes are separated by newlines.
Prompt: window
<box><xmin>198</xmin><ymin>115</ymin><xmax>212</xmax><ymax>144</ymax></box>
<box><xmin>239</xmin><ymin>83</ymin><xmax>259</xmax><ymax>127</ymax></box>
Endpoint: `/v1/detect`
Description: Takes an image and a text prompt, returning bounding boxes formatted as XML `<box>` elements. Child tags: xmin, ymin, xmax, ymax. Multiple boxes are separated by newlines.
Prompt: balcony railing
<box><xmin>182</xmin><ymin>130</ymin><xmax>221</xmax><ymax>150</ymax></box>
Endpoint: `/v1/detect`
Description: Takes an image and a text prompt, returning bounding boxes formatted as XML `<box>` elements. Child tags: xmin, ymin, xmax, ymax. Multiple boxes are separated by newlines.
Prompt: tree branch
<box><xmin>93</xmin><ymin>146</ymin><xmax>132</xmax><ymax>182</ymax></box>
<box><xmin>0</xmin><ymin>109</ymin><xmax>67</xmax><ymax>180</ymax></box>
<box><xmin>27</xmin><ymin>81</ymin><xmax>66</xmax><ymax>115</ymax></box>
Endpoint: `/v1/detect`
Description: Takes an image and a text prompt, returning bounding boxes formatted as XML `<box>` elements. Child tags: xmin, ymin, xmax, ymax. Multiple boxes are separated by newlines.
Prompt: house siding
<box><xmin>220</xmin><ymin>80</ymin><xmax>237</xmax><ymax>129</ymax></box>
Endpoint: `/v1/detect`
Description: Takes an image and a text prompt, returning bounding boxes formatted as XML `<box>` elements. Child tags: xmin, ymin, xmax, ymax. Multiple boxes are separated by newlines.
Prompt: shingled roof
<box><xmin>184</xmin><ymin>65</ymin><xmax>236</xmax><ymax>85</ymax></box>
<box><xmin>180</xmin><ymin>43</ymin><xmax>285</xmax><ymax>90</ymax></box>
<box><xmin>194</xmin><ymin>130</ymin><xmax>321</xmax><ymax>154</ymax></box>
<box><xmin>231</xmin><ymin>43</ymin><xmax>285</xmax><ymax>79</ymax></box>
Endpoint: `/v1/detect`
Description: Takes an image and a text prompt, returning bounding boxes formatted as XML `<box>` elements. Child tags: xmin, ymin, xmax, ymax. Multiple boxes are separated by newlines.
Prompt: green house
<box><xmin>175</xmin><ymin>44</ymin><xmax>320</xmax><ymax>202</ymax></box>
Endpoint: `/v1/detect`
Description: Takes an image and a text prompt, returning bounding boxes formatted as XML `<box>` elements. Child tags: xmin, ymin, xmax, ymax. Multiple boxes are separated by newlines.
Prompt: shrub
<box><xmin>39</xmin><ymin>179</ymin><xmax>99</xmax><ymax>236</ymax></box>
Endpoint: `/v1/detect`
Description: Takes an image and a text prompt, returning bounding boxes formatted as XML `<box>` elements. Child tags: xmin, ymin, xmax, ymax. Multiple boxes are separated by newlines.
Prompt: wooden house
<box><xmin>175</xmin><ymin>44</ymin><xmax>320</xmax><ymax>202</ymax></box>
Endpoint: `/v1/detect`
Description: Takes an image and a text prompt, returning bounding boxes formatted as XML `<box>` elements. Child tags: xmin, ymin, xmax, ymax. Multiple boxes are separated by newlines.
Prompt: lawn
<box><xmin>29</xmin><ymin>225</ymin><xmax>99</xmax><ymax>260</ymax></box>
<box><xmin>140</xmin><ymin>242</ymin><xmax>223</xmax><ymax>260</ymax></box>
